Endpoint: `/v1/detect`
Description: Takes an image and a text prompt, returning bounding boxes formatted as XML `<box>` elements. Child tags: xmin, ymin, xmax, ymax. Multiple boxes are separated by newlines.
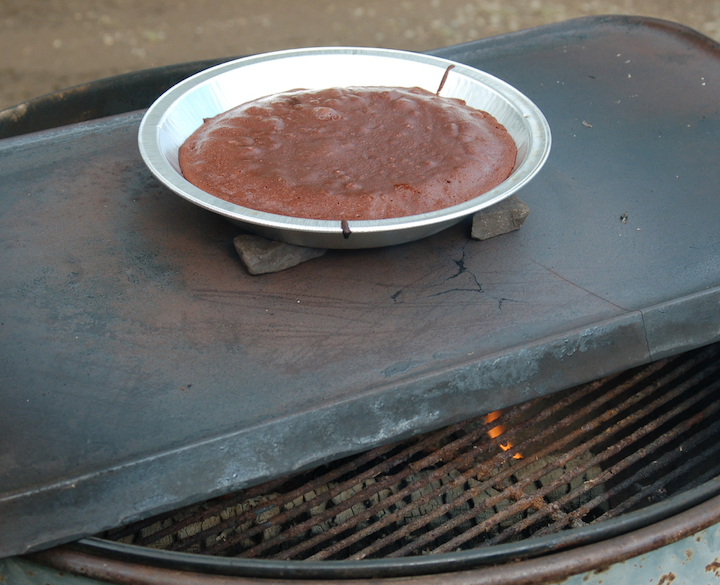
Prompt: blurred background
<box><xmin>1</xmin><ymin>0</ymin><xmax>718</xmax><ymax>111</ymax></box>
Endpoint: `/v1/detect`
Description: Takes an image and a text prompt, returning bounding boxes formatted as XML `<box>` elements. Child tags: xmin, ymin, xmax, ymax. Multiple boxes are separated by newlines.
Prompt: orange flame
<box><xmin>485</xmin><ymin>410</ymin><xmax>522</xmax><ymax>459</ymax></box>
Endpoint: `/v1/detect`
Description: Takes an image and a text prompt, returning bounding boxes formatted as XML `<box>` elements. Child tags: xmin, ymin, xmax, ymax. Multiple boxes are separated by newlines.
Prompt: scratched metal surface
<box><xmin>554</xmin><ymin>527</ymin><xmax>720</xmax><ymax>584</ymax></box>
<box><xmin>1</xmin><ymin>16</ymin><xmax>719</xmax><ymax>558</ymax></box>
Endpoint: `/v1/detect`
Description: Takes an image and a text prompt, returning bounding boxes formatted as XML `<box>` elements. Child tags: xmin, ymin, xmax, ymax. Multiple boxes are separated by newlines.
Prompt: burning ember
<box><xmin>486</xmin><ymin>410</ymin><xmax>523</xmax><ymax>458</ymax></box>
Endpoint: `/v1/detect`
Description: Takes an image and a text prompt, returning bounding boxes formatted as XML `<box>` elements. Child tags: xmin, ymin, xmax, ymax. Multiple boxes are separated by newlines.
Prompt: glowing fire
<box><xmin>485</xmin><ymin>410</ymin><xmax>522</xmax><ymax>459</ymax></box>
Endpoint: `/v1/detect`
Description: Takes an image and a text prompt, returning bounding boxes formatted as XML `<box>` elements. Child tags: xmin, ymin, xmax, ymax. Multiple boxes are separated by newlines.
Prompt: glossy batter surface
<box><xmin>179</xmin><ymin>86</ymin><xmax>517</xmax><ymax>220</ymax></box>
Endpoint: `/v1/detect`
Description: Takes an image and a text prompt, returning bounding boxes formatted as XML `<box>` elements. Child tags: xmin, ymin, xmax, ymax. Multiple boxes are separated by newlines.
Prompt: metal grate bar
<box><xmin>242</xmin><ymin>400</ymin><xmax>539</xmax><ymax>560</ymax></box>
<box><xmin>297</xmin><ymin>371</ymin><xmax>631</xmax><ymax>560</ymax></box>
<box><xmin>592</xmin><ymin>401</ymin><xmax>720</xmax><ymax>521</ymax></box>
<box><xmin>198</xmin><ymin>410</ymin><xmax>515</xmax><ymax>556</ymax></box>
<box><xmin>490</xmin><ymin>377</ymin><xmax>720</xmax><ymax>543</ymax></box>
<box><xmin>381</xmin><ymin>352</ymin><xmax>717</xmax><ymax>557</ymax></box>
<box><xmin>317</xmin><ymin>369</ymin><xmax>643</xmax><ymax>559</ymax></box>
<box><xmin>136</xmin><ymin>440</ymin><xmax>400</xmax><ymax>551</ymax></box>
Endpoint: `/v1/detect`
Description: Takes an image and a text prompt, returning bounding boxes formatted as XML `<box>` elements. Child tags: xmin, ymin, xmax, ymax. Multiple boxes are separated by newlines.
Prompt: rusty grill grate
<box><xmin>99</xmin><ymin>344</ymin><xmax>720</xmax><ymax>562</ymax></box>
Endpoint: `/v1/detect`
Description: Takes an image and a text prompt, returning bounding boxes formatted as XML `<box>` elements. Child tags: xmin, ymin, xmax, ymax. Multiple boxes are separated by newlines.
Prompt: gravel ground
<box><xmin>1</xmin><ymin>0</ymin><xmax>719</xmax><ymax>111</ymax></box>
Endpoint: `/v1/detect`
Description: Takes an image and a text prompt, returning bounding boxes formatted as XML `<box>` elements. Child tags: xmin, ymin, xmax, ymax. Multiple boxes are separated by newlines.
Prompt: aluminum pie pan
<box><xmin>138</xmin><ymin>47</ymin><xmax>551</xmax><ymax>249</ymax></box>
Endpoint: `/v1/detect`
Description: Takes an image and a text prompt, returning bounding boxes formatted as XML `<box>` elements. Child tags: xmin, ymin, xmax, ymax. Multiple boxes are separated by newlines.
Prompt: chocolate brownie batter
<box><xmin>179</xmin><ymin>86</ymin><xmax>517</xmax><ymax>220</ymax></box>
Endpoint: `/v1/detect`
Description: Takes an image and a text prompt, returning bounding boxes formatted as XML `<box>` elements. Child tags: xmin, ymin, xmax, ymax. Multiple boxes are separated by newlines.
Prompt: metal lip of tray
<box><xmin>138</xmin><ymin>46</ymin><xmax>551</xmax><ymax>249</ymax></box>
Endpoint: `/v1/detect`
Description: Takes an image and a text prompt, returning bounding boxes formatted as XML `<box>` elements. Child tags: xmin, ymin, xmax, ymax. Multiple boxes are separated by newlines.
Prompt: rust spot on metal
<box><xmin>706</xmin><ymin>559</ymin><xmax>720</xmax><ymax>576</ymax></box>
<box><xmin>592</xmin><ymin>566</ymin><xmax>610</xmax><ymax>574</ymax></box>
<box><xmin>657</xmin><ymin>572</ymin><xmax>676</xmax><ymax>584</ymax></box>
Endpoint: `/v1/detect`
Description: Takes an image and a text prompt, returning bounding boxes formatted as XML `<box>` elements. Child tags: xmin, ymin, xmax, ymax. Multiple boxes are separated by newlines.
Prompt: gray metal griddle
<box><xmin>1</xmin><ymin>15</ymin><xmax>719</xmax><ymax>558</ymax></box>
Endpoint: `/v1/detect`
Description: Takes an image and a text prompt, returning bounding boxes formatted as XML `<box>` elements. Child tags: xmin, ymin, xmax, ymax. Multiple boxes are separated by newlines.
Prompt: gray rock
<box><xmin>471</xmin><ymin>195</ymin><xmax>530</xmax><ymax>240</ymax></box>
<box><xmin>233</xmin><ymin>234</ymin><xmax>327</xmax><ymax>275</ymax></box>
